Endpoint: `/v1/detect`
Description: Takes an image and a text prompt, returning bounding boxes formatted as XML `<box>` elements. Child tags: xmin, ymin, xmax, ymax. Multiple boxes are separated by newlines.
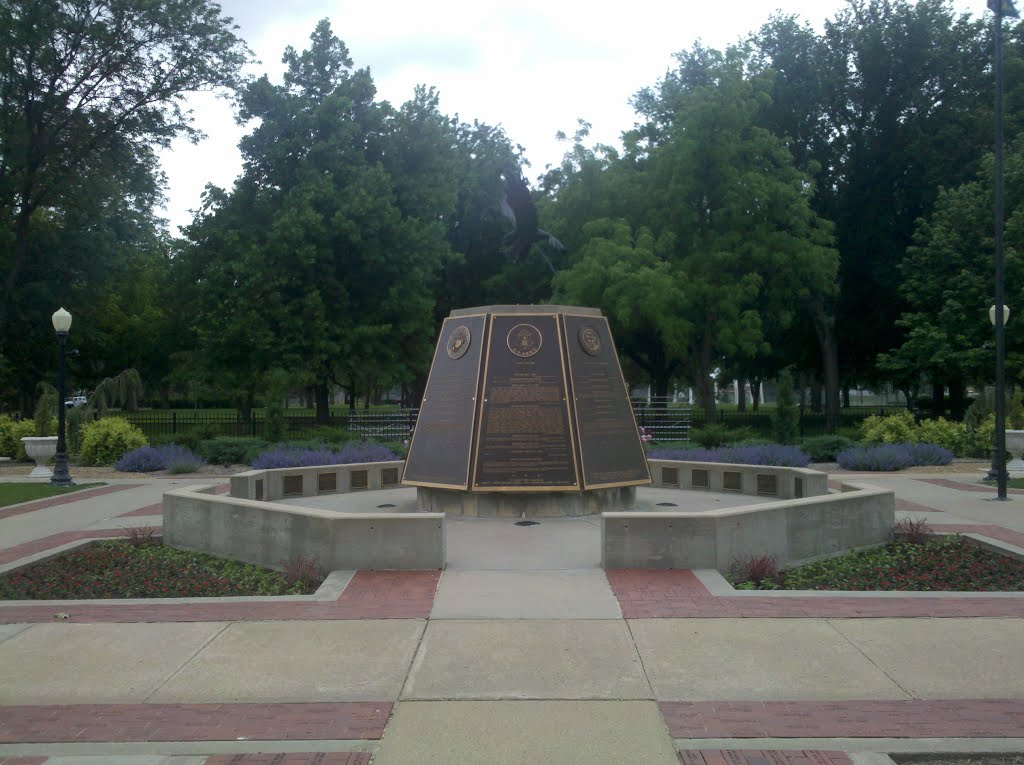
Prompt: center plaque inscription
<box><xmin>471</xmin><ymin>314</ymin><xmax>578</xmax><ymax>490</ymax></box>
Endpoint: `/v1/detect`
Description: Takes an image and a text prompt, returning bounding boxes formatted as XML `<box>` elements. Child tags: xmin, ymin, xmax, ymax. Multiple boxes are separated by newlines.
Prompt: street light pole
<box><xmin>989</xmin><ymin>0</ymin><xmax>1017</xmax><ymax>500</ymax></box>
<box><xmin>50</xmin><ymin>308</ymin><xmax>74</xmax><ymax>487</ymax></box>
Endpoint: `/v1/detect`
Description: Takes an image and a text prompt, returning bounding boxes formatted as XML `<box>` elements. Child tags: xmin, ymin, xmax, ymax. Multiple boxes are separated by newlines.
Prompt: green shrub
<box><xmin>79</xmin><ymin>417</ymin><xmax>148</xmax><ymax>465</ymax></box>
<box><xmin>263</xmin><ymin>369</ymin><xmax>291</xmax><ymax>443</ymax></box>
<box><xmin>771</xmin><ymin>369</ymin><xmax>799</xmax><ymax>444</ymax></box>
<box><xmin>915</xmin><ymin>417</ymin><xmax>968</xmax><ymax>456</ymax></box>
<box><xmin>860</xmin><ymin>411</ymin><xmax>917</xmax><ymax>444</ymax></box>
<box><xmin>303</xmin><ymin>426</ymin><xmax>360</xmax><ymax>445</ymax></box>
<box><xmin>964</xmin><ymin>414</ymin><xmax>996</xmax><ymax>459</ymax></box>
<box><xmin>33</xmin><ymin>387</ymin><xmax>58</xmax><ymax>436</ymax></box>
<box><xmin>965</xmin><ymin>386</ymin><xmax>1024</xmax><ymax>430</ymax></box>
<box><xmin>689</xmin><ymin>424</ymin><xmax>732</xmax><ymax>448</ymax></box>
<box><xmin>198</xmin><ymin>436</ymin><xmax>270</xmax><ymax>465</ymax></box>
<box><xmin>800</xmin><ymin>434</ymin><xmax>855</xmax><ymax>462</ymax></box>
<box><xmin>149</xmin><ymin>427</ymin><xmax>218</xmax><ymax>452</ymax></box>
<box><xmin>0</xmin><ymin>417</ymin><xmax>37</xmax><ymax>460</ymax></box>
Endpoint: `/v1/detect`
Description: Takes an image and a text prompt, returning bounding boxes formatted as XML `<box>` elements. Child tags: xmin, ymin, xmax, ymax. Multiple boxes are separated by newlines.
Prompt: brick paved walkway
<box><xmin>0</xmin><ymin>528</ymin><xmax>145</xmax><ymax>566</ymax></box>
<box><xmin>661</xmin><ymin>699</ymin><xmax>1024</xmax><ymax>738</ymax></box>
<box><xmin>0</xmin><ymin>702</ymin><xmax>391</xmax><ymax>743</ymax></box>
<box><xmin>916</xmin><ymin>477</ymin><xmax>1024</xmax><ymax>494</ymax></box>
<box><xmin>606</xmin><ymin>569</ymin><xmax>1024</xmax><ymax>618</ymax></box>
<box><xmin>0</xmin><ymin>569</ymin><xmax>441</xmax><ymax>623</ymax></box>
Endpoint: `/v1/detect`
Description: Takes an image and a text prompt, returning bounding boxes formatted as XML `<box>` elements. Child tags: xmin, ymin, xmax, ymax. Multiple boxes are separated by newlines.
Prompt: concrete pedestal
<box><xmin>416</xmin><ymin>486</ymin><xmax>637</xmax><ymax>517</ymax></box>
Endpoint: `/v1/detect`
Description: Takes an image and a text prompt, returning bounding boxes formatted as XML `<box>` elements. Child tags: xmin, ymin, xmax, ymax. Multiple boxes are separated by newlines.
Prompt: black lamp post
<box><xmin>987</xmin><ymin>304</ymin><xmax>1011</xmax><ymax>492</ymax></box>
<box><xmin>989</xmin><ymin>0</ymin><xmax>1017</xmax><ymax>501</ymax></box>
<box><xmin>50</xmin><ymin>307</ymin><xmax>74</xmax><ymax>487</ymax></box>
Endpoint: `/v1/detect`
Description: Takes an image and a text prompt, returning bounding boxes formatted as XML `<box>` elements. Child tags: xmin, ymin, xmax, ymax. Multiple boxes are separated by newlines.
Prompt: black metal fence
<box><xmin>123</xmin><ymin>403</ymin><xmax>901</xmax><ymax>443</ymax></box>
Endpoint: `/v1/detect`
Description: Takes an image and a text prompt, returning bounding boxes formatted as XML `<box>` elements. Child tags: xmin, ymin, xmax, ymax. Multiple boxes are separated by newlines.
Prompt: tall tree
<box><xmin>0</xmin><ymin>0</ymin><xmax>250</xmax><ymax>402</ymax></box>
<box><xmin>183</xmin><ymin>21</ymin><xmax>455</xmax><ymax>421</ymax></box>
<box><xmin>554</xmin><ymin>49</ymin><xmax>839</xmax><ymax>419</ymax></box>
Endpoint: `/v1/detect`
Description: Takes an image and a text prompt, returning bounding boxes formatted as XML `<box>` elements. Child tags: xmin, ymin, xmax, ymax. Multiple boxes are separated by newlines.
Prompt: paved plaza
<box><xmin>0</xmin><ymin>468</ymin><xmax>1022</xmax><ymax>764</ymax></box>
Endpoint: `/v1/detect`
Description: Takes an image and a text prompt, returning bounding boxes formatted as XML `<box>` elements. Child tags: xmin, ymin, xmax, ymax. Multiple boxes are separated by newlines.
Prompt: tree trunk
<box><xmin>737</xmin><ymin>379</ymin><xmax>747</xmax><ymax>413</ymax></box>
<box><xmin>842</xmin><ymin>386</ymin><xmax>851</xmax><ymax>408</ymax></box>
<box><xmin>696</xmin><ymin>333</ymin><xmax>716</xmax><ymax>421</ymax></box>
<box><xmin>313</xmin><ymin>384</ymin><xmax>330</xmax><ymax>425</ymax></box>
<box><xmin>810</xmin><ymin>380</ymin><xmax>823</xmax><ymax>414</ymax></box>
<box><xmin>811</xmin><ymin>302</ymin><xmax>841</xmax><ymax>432</ymax></box>
<box><xmin>751</xmin><ymin>377</ymin><xmax>761</xmax><ymax>411</ymax></box>
<box><xmin>931</xmin><ymin>379</ymin><xmax>945</xmax><ymax>416</ymax></box>
<box><xmin>950</xmin><ymin>377</ymin><xmax>966</xmax><ymax>421</ymax></box>
<box><xmin>347</xmin><ymin>382</ymin><xmax>356</xmax><ymax>413</ymax></box>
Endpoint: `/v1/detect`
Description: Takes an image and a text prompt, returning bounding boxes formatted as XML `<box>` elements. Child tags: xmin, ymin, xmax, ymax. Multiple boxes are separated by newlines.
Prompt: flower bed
<box><xmin>0</xmin><ymin>539</ymin><xmax>324</xmax><ymax>599</ymax></box>
<box><xmin>646</xmin><ymin>443</ymin><xmax>811</xmax><ymax>467</ymax></box>
<box><xmin>733</xmin><ymin>535</ymin><xmax>1024</xmax><ymax>592</ymax></box>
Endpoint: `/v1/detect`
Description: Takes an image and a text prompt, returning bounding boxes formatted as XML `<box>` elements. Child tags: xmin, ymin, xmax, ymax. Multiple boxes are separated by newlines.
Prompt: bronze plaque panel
<box><xmin>562</xmin><ymin>315</ymin><xmax>651</xmax><ymax>489</ymax></box>
<box><xmin>403</xmin><ymin>315</ymin><xmax>486</xmax><ymax>489</ymax></box>
<box><xmin>472</xmin><ymin>314</ymin><xmax>578</xmax><ymax>490</ymax></box>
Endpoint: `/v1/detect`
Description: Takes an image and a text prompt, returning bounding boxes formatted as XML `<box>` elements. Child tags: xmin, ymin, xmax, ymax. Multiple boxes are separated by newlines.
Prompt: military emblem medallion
<box><xmin>447</xmin><ymin>325</ymin><xmax>472</xmax><ymax>359</ymax></box>
<box><xmin>578</xmin><ymin>325</ymin><xmax>602</xmax><ymax>356</ymax></box>
<box><xmin>507</xmin><ymin>323</ymin><xmax>542</xmax><ymax>358</ymax></box>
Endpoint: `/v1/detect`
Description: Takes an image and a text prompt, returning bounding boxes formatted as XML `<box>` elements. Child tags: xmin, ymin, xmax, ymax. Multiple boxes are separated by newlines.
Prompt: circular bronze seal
<box><xmin>446</xmin><ymin>325</ymin><xmax>471</xmax><ymax>359</ymax></box>
<box><xmin>578</xmin><ymin>325</ymin><xmax>602</xmax><ymax>356</ymax></box>
<box><xmin>506</xmin><ymin>323</ymin><xmax>542</xmax><ymax>358</ymax></box>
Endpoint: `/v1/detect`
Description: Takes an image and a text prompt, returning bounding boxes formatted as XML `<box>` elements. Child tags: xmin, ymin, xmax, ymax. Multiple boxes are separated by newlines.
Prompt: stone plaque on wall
<box><xmin>402</xmin><ymin>314</ymin><xmax>486</xmax><ymax>489</ymax></box>
<box><xmin>562</xmin><ymin>314</ymin><xmax>651</xmax><ymax>489</ymax></box>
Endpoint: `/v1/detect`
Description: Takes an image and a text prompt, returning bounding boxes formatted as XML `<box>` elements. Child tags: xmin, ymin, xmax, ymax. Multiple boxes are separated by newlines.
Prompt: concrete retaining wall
<box><xmin>230</xmin><ymin>461</ymin><xmax>405</xmax><ymax>502</ymax></box>
<box><xmin>163</xmin><ymin>485</ymin><xmax>444</xmax><ymax>571</ymax></box>
<box><xmin>602</xmin><ymin>480</ymin><xmax>894</xmax><ymax>570</ymax></box>
<box><xmin>646</xmin><ymin>459</ymin><xmax>828</xmax><ymax>499</ymax></box>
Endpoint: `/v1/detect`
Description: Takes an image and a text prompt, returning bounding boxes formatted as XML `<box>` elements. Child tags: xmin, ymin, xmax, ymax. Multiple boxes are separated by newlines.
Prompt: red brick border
<box><xmin>0</xmin><ymin>528</ymin><xmax>144</xmax><ymax>566</ymax></box>
<box><xmin>0</xmin><ymin>757</ymin><xmax>49</xmax><ymax>765</ymax></box>
<box><xmin>118</xmin><ymin>501</ymin><xmax>163</xmax><ymax>517</ymax></box>
<box><xmin>0</xmin><ymin>484</ymin><xmax>141</xmax><ymax>521</ymax></box>
<box><xmin>935</xmin><ymin>523</ymin><xmax>1024</xmax><ymax>548</ymax></box>
<box><xmin>916</xmin><ymin>477</ymin><xmax>1024</xmax><ymax>494</ymax></box>
<box><xmin>0</xmin><ymin>702</ymin><xmax>391</xmax><ymax>743</ymax></box>
<box><xmin>606</xmin><ymin>569</ymin><xmax>1024</xmax><ymax>618</ymax></box>
<box><xmin>203</xmin><ymin>755</ymin><xmax>371</xmax><ymax>765</ymax></box>
<box><xmin>0</xmin><ymin>569</ymin><xmax>441</xmax><ymax>623</ymax></box>
<box><xmin>661</xmin><ymin>699</ymin><xmax>1024</xmax><ymax>738</ymax></box>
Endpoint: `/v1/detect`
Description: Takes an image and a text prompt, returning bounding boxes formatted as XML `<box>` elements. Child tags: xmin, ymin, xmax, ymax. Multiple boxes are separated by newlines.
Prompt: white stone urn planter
<box><xmin>1005</xmin><ymin>430</ymin><xmax>1024</xmax><ymax>475</ymax></box>
<box><xmin>21</xmin><ymin>436</ymin><xmax>57</xmax><ymax>477</ymax></box>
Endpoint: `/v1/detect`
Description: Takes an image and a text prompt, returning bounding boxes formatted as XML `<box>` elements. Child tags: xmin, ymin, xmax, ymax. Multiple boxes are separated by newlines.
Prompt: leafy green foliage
<box><xmin>860</xmin><ymin>412</ymin><xmax>919</xmax><ymax>444</ymax></box>
<box><xmin>771</xmin><ymin>369</ymin><xmax>799</xmax><ymax>444</ymax></box>
<box><xmin>800</xmin><ymin>435</ymin><xmax>855</xmax><ymax>462</ymax></box>
<box><xmin>79</xmin><ymin>418</ymin><xmax>148</xmax><ymax>466</ymax></box>
<box><xmin>914</xmin><ymin>417</ymin><xmax>969</xmax><ymax>456</ymax></box>
<box><xmin>197</xmin><ymin>437</ymin><xmax>270</xmax><ymax>466</ymax></box>
<box><xmin>0</xmin><ymin>540</ymin><xmax>313</xmax><ymax>600</ymax></box>
<box><xmin>0</xmin><ymin>0</ymin><xmax>249</xmax><ymax>408</ymax></box>
<box><xmin>0</xmin><ymin>416</ymin><xmax>35</xmax><ymax>459</ymax></box>
<box><xmin>262</xmin><ymin>369</ymin><xmax>291</xmax><ymax>443</ymax></box>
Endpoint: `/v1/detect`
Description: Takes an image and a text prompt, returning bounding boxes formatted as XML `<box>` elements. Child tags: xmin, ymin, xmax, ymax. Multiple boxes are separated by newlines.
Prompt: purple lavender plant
<box><xmin>646</xmin><ymin>444</ymin><xmax>811</xmax><ymax>467</ymax></box>
<box><xmin>906</xmin><ymin>442</ymin><xmax>954</xmax><ymax>466</ymax></box>
<box><xmin>114</xmin><ymin>444</ymin><xmax>206</xmax><ymax>473</ymax></box>
<box><xmin>251</xmin><ymin>442</ymin><xmax>398</xmax><ymax>469</ymax></box>
<box><xmin>835</xmin><ymin>444</ymin><xmax>914</xmax><ymax>471</ymax></box>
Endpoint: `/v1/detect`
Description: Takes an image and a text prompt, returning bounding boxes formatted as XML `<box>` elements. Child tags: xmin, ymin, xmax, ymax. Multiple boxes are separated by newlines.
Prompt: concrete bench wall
<box><xmin>229</xmin><ymin>461</ymin><xmax>405</xmax><ymax>502</ymax></box>
<box><xmin>646</xmin><ymin>459</ymin><xmax>829</xmax><ymax>499</ymax></box>
<box><xmin>163</xmin><ymin>484</ymin><xmax>444</xmax><ymax>571</ymax></box>
<box><xmin>602</xmin><ymin>479</ymin><xmax>894</xmax><ymax>570</ymax></box>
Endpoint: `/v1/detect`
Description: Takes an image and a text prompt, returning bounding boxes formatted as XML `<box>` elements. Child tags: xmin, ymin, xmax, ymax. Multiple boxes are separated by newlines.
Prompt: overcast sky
<box><xmin>158</xmin><ymin>0</ymin><xmax>983</xmax><ymax>232</ymax></box>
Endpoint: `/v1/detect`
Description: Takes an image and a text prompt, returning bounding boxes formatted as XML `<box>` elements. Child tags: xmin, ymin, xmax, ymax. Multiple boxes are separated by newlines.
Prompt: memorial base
<box><xmin>415</xmin><ymin>486</ymin><xmax>637</xmax><ymax>518</ymax></box>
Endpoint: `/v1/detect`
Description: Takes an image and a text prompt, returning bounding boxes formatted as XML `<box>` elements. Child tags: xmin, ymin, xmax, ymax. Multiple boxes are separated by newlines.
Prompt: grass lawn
<box><xmin>0</xmin><ymin>482</ymin><xmax>104</xmax><ymax>508</ymax></box>
<box><xmin>0</xmin><ymin>538</ymin><xmax>324</xmax><ymax>599</ymax></box>
<box><xmin>732</xmin><ymin>534</ymin><xmax>1024</xmax><ymax>592</ymax></box>
<box><xmin>1007</xmin><ymin>478</ymin><xmax>1024</xmax><ymax>490</ymax></box>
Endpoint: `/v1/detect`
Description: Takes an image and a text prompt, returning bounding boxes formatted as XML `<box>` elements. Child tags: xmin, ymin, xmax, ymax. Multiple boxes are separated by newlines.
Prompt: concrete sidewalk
<box><xmin>0</xmin><ymin>468</ymin><xmax>1022</xmax><ymax>764</ymax></box>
